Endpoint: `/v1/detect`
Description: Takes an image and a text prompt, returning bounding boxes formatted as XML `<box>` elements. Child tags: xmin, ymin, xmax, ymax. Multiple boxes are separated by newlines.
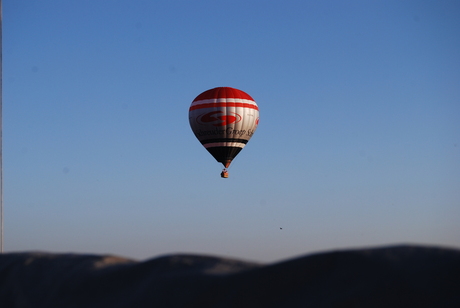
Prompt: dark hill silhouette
<box><xmin>1</xmin><ymin>245</ymin><xmax>459</xmax><ymax>307</ymax></box>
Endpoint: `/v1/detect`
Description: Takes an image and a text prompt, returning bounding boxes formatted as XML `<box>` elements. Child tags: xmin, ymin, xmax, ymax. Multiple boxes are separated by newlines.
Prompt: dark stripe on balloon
<box><xmin>200</xmin><ymin>138</ymin><xmax>248</xmax><ymax>145</ymax></box>
<box><xmin>206</xmin><ymin>146</ymin><xmax>244</xmax><ymax>164</ymax></box>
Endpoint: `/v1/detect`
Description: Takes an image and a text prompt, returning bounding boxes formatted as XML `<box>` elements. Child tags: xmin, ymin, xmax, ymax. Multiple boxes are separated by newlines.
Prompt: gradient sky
<box><xmin>3</xmin><ymin>0</ymin><xmax>460</xmax><ymax>262</ymax></box>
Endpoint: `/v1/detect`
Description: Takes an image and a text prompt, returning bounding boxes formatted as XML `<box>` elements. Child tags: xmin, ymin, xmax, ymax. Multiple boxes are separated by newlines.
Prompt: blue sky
<box><xmin>3</xmin><ymin>0</ymin><xmax>460</xmax><ymax>262</ymax></box>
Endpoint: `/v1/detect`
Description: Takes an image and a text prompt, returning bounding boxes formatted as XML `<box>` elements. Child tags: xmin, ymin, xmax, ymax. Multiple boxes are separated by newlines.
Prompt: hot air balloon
<box><xmin>189</xmin><ymin>87</ymin><xmax>259</xmax><ymax>178</ymax></box>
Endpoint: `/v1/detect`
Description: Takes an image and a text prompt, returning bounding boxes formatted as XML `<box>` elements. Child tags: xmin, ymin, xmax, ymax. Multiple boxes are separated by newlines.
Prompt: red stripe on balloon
<box><xmin>189</xmin><ymin>102</ymin><xmax>259</xmax><ymax>111</ymax></box>
<box><xmin>193</xmin><ymin>87</ymin><xmax>254</xmax><ymax>101</ymax></box>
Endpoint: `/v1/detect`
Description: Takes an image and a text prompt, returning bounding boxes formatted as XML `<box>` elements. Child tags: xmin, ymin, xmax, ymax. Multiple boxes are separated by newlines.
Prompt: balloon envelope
<box><xmin>189</xmin><ymin>87</ymin><xmax>259</xmax><ymax>168</ymax></box>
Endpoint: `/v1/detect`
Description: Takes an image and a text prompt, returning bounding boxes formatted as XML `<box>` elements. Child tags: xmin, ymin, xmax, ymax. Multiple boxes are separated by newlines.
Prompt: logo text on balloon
<box><xmin>197</xmin><ymin>111</ymin><xmax>242</xmax><ymax>127</ymax></box>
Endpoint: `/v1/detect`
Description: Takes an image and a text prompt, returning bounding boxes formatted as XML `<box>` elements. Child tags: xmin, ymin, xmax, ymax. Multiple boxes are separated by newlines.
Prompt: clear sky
<box><xmin>3</xmin><ymin>0</ymin><xmax>460</xmax><ymax>262</ymax></box>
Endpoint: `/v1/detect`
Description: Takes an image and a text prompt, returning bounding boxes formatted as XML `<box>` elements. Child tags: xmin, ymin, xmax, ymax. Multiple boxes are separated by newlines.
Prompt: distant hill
<box><xmin>1</xmin><ymin>245</ymin><xmax>459</xmax><ymax>307</ymax></box>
